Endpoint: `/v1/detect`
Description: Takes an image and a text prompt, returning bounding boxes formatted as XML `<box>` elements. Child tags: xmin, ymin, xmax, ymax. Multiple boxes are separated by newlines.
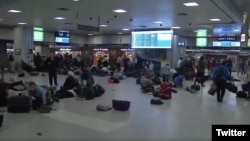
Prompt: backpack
<box><xmin>215</xmin><ymin>66</ymin><xmax>224</xmax><ymax>78</ymax></box>
<box><xmin>94</xmin><ymin>84</ymin><xmax>105</xmax><ymax>97</ymax></box>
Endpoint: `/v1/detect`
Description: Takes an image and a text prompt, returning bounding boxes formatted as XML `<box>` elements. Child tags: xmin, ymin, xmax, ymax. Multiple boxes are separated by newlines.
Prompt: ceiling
<box><xmin>0</xmin><ymin>0</ymin><xmax>241</xmax><ymax>36</ymax></box>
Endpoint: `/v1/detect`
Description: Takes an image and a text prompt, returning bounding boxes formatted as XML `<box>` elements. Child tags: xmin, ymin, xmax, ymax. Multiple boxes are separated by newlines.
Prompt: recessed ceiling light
<box><xmin>117</xmin><ymin>32</ymin><xmax>123</xmax><ymax>34</ymax></box>
<box><xmin>18</xmin><ymin>22</ymin><xmax>27</xmax><ymax>25</ymax></box>
<box><xmin>209</xmin><ymin>18</ymin><xmax>221</xmax><ymax>21</ymax></box>
<box><xmin>8</xmin><ymin>9</ymin><xmax>22</xmax><ymax>13</ymax></box>
<box><xmin>100</xmin><ymin>24</ymin><xmax>108</xmax><ymax>27</ymax></box>
<box><xmin>88</xmin><ymin>34</ymin><xmax>93</xmax><ymax>36</ymax></box>
<box><xmin>183</xmin><ymin>2</ymin><xmax>199</xmax><ymax>7</ymax></box>
<box><xmin>54</xmin><ymin>17</ymin><xmax>66</xmax><ymax>20</ymax></box>
<box><xmin>153</xmin><ymin>21</ymin><xmax>163</xmax><ymax>24</ymax></box>
<box><xmin>122</xmin><ymin>28</ymin><xmax>130</xmax><ymax>31</ymax></box>
<box><xmin>73</xmin><ymin>0</ymin><xmax>79</xmax><ymax>1</ymax></box>
<box><xmin>171</xmin><ymin>26</ymin><xmax>181</xmax><ymax>29</ymax></box>
<box><xmin>113</xmin><ymin>9</ymin><xmax>127</xmax><ymax>13</ymax></box>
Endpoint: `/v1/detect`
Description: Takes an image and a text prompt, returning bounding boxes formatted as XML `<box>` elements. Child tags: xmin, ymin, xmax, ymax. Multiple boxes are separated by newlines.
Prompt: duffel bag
<box><xmin>84</xmin><ymin>86</ymin><xmax>96</xmax><ymax>100</ymax></box>
<box><xmin>7</xmin><ymin>96</ymin><xmax>30</xmax><ymax>113</ymax></box>
<box><xmin>236</xmin><ymin>91</ymin><xmax>247</xmax><ymax>98</ymax></box>
<box><xmin>226</xmin><ymin>81</ymin><xmax>238</xmax><ymax>94</ymax></box>
<box><xmin>191</xmin><ymin>85</ymin><xmax>200</xmax><ymax>91</ymax></box>
<box><xmin>112</xmin><ymin>99</ymin><xmax>130</xmax><ymax>111</ymax></box>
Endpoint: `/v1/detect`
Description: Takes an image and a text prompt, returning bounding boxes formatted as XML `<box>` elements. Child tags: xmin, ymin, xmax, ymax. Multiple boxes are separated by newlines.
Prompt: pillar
<box><xmin>170</xmin><ymin>35</ymin><xmax>187</xmax><ymax>68</ymax></box>
<box><xmin>13</xmin><ymin>27</ymin><xmax>33</xmax><ymax>71</ymax></box>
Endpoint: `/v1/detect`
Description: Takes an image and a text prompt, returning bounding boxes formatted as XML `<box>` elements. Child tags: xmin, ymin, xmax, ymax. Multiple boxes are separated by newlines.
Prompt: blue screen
<box><xmin>132</xmin><ymin>30</ymin><xmax>173</xmax><ymax>48</ymax></box>
<box><xmin>213</xmin><ymin>24</ymin><xmax>242</xmax><ymax>36</ymax></box>
<box><xmin>55</xmin><ymin>31</ymin><xmax>70</xmax><ymax>43</ymax></box>
<box><xmin>221</xmin><ymin>41</ymin><xmax>231</xmax><ymax>47</ymax></box>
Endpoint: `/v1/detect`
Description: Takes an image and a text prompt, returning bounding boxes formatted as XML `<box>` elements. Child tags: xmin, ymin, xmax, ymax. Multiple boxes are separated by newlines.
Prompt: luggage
<box><xmin>7</xmin><ymin>96</ymin><xmax>30</xmax><ymax>113</ymax></box>
<box><xmin>150</xmin><ymin>99</ymin><xmax>164</xmax><ymax>105</ymax></box>
<box><xmin>242</xmin><ymin>83</ymin><xmax>249</xmax><ymax>92</ymax></box>
<box><xmin>112</xmin><ymin>99</ymin><xmax>130</xmax><ymax>111</ymax></box>
<box><xmin>0</xmin><ymin>83</ymin><xmax>8</xmax><ymax>107</ymax></box>
<box><xmin>108</xmin><ymin>77</ymin><xmax>120</xmax><ymax>84</ymax></box>
<box><xmin>153</xmin><ymin>77</ymin><xmax>161</xmax><ymax>85</ymax></box>
<box><xmin>208</xmin><ymin>83</ymin><xmax>217</xmax><ymax>96</ymax></box>
<box><xmin>191</xmin><ymin>85</ymin><xmax>200</xmax><ymax>91</ymax></box>
<box><xmin>160</xmin><ymin>82</ymin><xmax>172</xmax><ymax>100</ymax></box>
<box><xmin>84</xmin><ymin>86</ymin><xmax>96</xmax><ymax>100</ymax></box>
<box><xmin>226</xmin><ymin>81</ymin><xmax>238</xmax><ymax>94</ymax></box>
<box><xmin>142</xmin><ymin>85</ymin><xmax>154</xmax><ymax>93</ymax></box>
<box><xmin>236</xmin><ymin>91</ymin><xmax>247</xmax><ymax>98</ymax></box>
<box><xmin>94</xmin><ymin>84</ymin><xmax>105</xmax><ymax>97</ymax></box>
<box><xmin>0</xmin><ymin>115</ymin><xmax>3</xmax><ymax>127</ymax></box>
<box><xmin>136</xmin><ymin>78</ymin><xmax>140</xmax><ymax>84</ymax></box>
<box><xmin>96</xmin><ymin>105</ymin><xmax>112</xmax><ymax>111</ymax></box>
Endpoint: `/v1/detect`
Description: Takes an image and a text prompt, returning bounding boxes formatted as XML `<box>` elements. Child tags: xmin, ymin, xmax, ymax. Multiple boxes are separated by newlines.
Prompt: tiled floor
<box><xmin>0</xmin><ymin>73</ymin><xmax>250</xmax><ymax>141</ymax></box>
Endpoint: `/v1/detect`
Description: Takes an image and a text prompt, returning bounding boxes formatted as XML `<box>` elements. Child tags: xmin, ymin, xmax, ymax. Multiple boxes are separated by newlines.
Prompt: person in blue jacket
<box><xmin>213</xmin><ymin>60</ymin><xmax>232</xmax><ymax>103</ymax></box>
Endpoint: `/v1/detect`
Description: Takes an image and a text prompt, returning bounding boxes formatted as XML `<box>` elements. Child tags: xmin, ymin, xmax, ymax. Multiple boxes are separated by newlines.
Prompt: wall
<box><xmin>0</xmin><ymin>28</ymin><xmax>87</xmax><ymax>44</ymax></box>
<box><xmin>86</xmin><ymin>34</ymin><xmax>131</xmax><ymax>44</ymax></box>
<box><xmin>0</xmin><ymin>28</ymin><xmax>13</xmax><ymax>40</ymax></box>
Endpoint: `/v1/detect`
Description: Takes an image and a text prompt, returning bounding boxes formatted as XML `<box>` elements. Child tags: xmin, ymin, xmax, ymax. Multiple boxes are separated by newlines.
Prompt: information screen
<box><xmin>131</xmin><ymin>30</ymin><xmax>173</xmax><ymax>48</ymax></box>
<box><xmin>33</xmin><ymin>27</ymin><xmax>44</xmax><ymax>42</ymax></box>
<box><xmin>55</xmin><ymin>31</ymin><xmax>70</xmax><ymax>43</ymax></box>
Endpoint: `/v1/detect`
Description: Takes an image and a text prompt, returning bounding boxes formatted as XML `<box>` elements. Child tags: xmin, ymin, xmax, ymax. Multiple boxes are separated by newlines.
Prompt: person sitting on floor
<box><xmin>173</xmin><ymin>74</ymin><xmax>184</xmax><ymax>88</ymax></box>
<box><xmin>28</xmin><ymin>82</ymin><xmax>47</xmax><ymax>110</ymax></box>
<box><xmin>63</xmin><ymin>71</ymin><xmax>78</xmax><ymax>91</ymax></box>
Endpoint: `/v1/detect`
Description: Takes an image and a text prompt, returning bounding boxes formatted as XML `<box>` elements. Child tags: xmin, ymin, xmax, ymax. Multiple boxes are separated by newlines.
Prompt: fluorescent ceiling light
<box><xmin>8</xmin><ymin>9</ymin><xmax>22</xmax><ymax>13</ymax></box>
<box><xmin>153</xmin><ymin>21</ymin><xmax>163</xmax><ymax>24</ymax></box>
<box><xmin>113</xmin><ymin>9</ymin><xmax>127</xmax><ymax>13</ymax></box>
<box><xmin>210</xmin><ymin>18</ymin><xmax>221</xmax><ymax>21</ymax></box>
<box><xmin>18</xmin><ymin>22</ymin><xmax>27</xmax><ymax>25</ymax></box>
<box><xmin>171</xmin><ymin>26</ymin><xmax>181</xmax><ymax>29</ymax></box>
<box><xmin>34</xmin><ymin>27</ymin><xmax>44</xmax><ymax>31</ymax></box>
<box><xmin>100</xmin><ymin>24</ymin><xmax>108</xmax><ymax>27</ymax></box>
<box><xmin>117</xmin><ymin>32</ymin><xmax>123</xmax><ymax>34</ymax></box>
<box><xmin>54</xmin><ymin>17</ymin><xmax>66</xmax><ymax>20</ymax></box>
<box><xmin>73</xmin><ymin>0</ymin><xmax>79</xmax><ymax>1</ymax></box>
<box><xmin>183</xmin><ymin>2</ymin><xmax>199</xmax><ymax>7</ymax></box>
<box><xmin>122</xmin><ymin>28</ymin><xmax>130</xmax><ymax>31</ymax></box>
<box><xmin>88</xmin><ymin>34</ymin><xmax>93</xmax><ymax>36</ymax></box>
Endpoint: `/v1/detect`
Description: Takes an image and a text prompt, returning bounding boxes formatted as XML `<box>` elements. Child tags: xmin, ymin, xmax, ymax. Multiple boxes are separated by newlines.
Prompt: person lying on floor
<box><xmin>173</xmin><ymin>74</ymin><xmax>184</xmax><ymax>88</ymax></box>
<box><xmin>28</xmin><ymin>82</ymin><xmax>47</xmax><ymax>110</ymax></box>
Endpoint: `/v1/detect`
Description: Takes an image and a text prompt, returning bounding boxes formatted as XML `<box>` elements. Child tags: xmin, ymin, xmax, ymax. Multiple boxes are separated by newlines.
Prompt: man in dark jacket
<box><xmin>45</xmin><ymin>53</ymin><xmax>58</xmax><ymax>87</ymax></box>
<box><xmin>194</xmin><ymin>56</ymin><xmax>205</xmax><ymax>86</ymax></box>
<box><xmin>81</xmin><ymin>65</ymin><xmax>95</xmax><ymax>87</ymax></box>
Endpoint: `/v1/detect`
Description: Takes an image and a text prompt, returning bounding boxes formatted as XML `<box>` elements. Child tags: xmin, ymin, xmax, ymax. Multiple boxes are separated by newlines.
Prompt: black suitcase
<box><xmin>7</xmin><ymin>96</ymin><xmax>30</xmax><ymax>113</ymax></box>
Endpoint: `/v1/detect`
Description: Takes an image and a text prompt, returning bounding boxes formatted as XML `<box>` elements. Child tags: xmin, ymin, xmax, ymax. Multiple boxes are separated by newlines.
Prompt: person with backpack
<box><xmin>212</xmin><ymin>61</ymin><xmax>232</xmax><ymax>103</ymax></box>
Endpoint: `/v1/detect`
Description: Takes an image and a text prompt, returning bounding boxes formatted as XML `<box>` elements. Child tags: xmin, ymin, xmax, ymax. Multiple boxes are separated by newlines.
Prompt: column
<box><xmin>170</xmin><ymin>35</ymin><xmax>187</xmax><ymax>68</ymax></box>
<box><xmin>13</xmin><ymin>27</ymin><xmax>33</xmax><ymax>71</ymax></box>
<box><xmin>240</xmin><ymin>11</ymin><xmax>250</xmax><ymax>47</ymax></box>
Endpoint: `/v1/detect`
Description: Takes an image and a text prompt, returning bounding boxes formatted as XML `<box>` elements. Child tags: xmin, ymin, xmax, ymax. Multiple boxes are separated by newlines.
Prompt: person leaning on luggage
<box><xmin>212</xmin><ymin>61</ymin><xmax>232</xmax><ymax>103</ymax></box>
<box><xmin>28</xmin><ymin>82</ymin><xmax>47</xmax><ymax>110</ymax></box>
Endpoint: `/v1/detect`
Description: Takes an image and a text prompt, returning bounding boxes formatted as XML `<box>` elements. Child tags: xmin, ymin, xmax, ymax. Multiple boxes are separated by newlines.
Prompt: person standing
<box><xmin>45</xmin><ymin>53</ymin><xmax>58</xmax><ymax>87</ymax></box>
<box><xmin>213</xmin><ymin>61</ymin><xmax>232</xmax><ymax>103</ymax></box>
<box><xmin>194</xmin><ymin>56</ymin><xmax>205</xmax><ymax>86</ymax></box>
<box><xmin>9</xmin><ymin>52</ymin><xmax>14</xmax><ymax>72</ymax></box>
<box><xmin>34</xmin><ymin>52</ymin><xmax>42</xmax><ymax>71</ymax></box>
<box><xmin>176</xmin><ymin>57</ymin><xmax>183</xmax><ymax>74</ymax></box>
<box><xmin>227</xmin><ymin>58</ymin><xmax>233</xmax><ymax>76</ymax></box>
<box><xmin>116</xmin><ymin>54</ymin><xmax>122</xmax><ymax>72</ymax></box>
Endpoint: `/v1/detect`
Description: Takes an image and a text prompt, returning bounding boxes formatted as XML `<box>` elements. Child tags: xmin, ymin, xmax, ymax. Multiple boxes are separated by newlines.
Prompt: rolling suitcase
<box><xmin>7</xmin><ymin>96</ymin><xmax>30</xmax><ymax>113</ymax></box>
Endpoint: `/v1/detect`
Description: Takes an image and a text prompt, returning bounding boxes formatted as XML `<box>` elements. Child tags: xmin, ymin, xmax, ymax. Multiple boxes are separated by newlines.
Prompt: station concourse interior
<box><xmin>0</xmin><ymin>0</ymin><xmax>250</xmax><ymax>141</ymax></box>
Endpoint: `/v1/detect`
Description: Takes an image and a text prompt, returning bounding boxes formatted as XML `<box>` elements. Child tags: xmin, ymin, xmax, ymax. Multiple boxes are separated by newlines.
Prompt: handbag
<box><xmin>208</xmin><ymin>83</ymin><xmax>217</xmax><ymax>96</ymax></box>
<box><xmin>226</xmin><ymin>81</ymin><xmax>238</xmax><ymax>94</ymax></box>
